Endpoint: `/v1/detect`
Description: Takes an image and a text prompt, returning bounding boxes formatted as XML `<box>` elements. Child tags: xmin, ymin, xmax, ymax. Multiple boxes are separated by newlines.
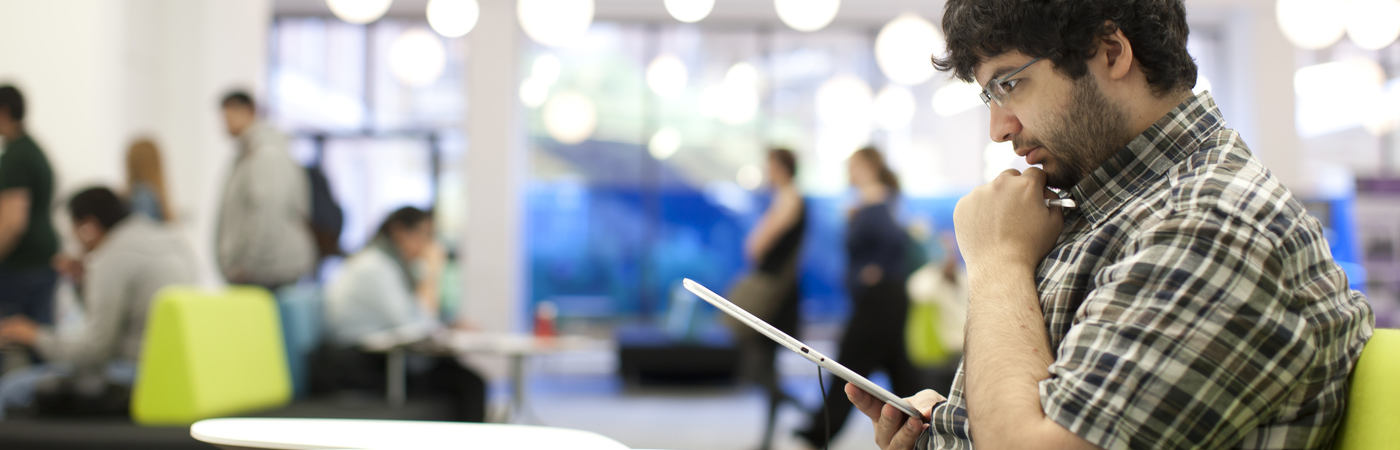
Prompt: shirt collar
<box><xmin>1065</xmin><ymin>91</ymin><xmax>1225</xmax><ymax>225</ymax></box>
<box><xmin>236</xmin><ymin>121</ymin><xmax>270</xmax><ymax>151</ymax></box>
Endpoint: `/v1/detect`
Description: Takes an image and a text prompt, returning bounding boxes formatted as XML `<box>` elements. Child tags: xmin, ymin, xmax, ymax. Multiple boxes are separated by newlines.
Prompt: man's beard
<box><xmin>1015</xmin><ymin>77</ymin><xmax>1135</xmax><ymax>190</ymax></box>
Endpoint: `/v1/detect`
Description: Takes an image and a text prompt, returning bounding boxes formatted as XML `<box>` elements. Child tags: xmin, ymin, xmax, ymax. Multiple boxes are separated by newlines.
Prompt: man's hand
<box><xmin>953</xmin><ymin>168</ymin><xmax>1064</xmax><ymax>274</ymax></box>
<box><xmin>859</xmin><ymin>264</ymin><xmax>884</xmax><ymax>286</ymax></box>
<box><xmin>0</xmin><ymin>316</ymin><xmax>40</xmax><ymax>346</ymax></box>
<box><xmin>52</xmin><ymin>253</ymin><xmax>85</xmax><ymax>280</ymax></box>
<box><xmin>848</xmin><ymin>383</ymin><xmax>944</xmax><ymax>449</ymax></box>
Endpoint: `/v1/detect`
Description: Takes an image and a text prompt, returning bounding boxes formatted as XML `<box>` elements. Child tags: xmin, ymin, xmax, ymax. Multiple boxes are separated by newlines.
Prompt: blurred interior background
<box><xmin>0</xmin><ymin>0</ymin><xmax>1398</xmax><ymax>448</ymax></box>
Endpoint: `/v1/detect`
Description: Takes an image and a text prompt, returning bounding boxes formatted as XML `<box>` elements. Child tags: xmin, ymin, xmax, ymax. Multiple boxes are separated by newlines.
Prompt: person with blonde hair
<box><xmin>125</xmin><ymin>138</ymin><xmax>173</xmax><ymax>223</ymax></box>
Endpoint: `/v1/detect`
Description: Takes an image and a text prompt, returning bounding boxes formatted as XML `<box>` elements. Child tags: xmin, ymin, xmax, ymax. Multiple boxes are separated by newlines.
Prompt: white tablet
<box><xmin>682</xmin><ymin>278</ymin><xmax>933</xmax><ymax>421</ymax></box>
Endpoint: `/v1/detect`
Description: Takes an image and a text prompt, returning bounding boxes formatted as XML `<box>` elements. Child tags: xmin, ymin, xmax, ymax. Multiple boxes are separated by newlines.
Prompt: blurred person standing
<box><xmin>795</xmin><ymin>146</ymin><xmax>919</xmax><ymax>449</ymax></box>
<box><xmin>216</xmin><ymin>90</ymin><xmax>315</xmax><ymax>289</ymax></box>
<box><xmin>0</xmin><ymin>187</ymin><xmax>198</xmax><ymax>419</ymax></box>
<box><xmin>0</xmin><ymin>85</ymin><xmax>60</xmax><ymax>348</ymax></box>
<box><xmin>125</xmin><ymin>138</ymin><xmax>174</xmax><ymax>223</ymax></box>
<box><xmin>321</xmin><ymin>207</ymin><xmax>486</xmax><ymax>422</ymax></box>
<box><xmin>738</xmin><ymin>148</ymin><xmax>807</xmax><ymax>450</ymax></box>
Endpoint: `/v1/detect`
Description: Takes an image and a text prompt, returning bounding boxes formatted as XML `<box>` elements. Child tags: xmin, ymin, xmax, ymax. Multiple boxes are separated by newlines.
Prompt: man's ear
<box><xmin>1101</xmin><ymin>22</ymin><xmax>1134</xmax><ymax>81</ymax></box>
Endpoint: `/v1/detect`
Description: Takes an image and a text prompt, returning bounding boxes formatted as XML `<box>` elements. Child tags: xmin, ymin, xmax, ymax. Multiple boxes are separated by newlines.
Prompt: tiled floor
<box><xmin>498</xmin><ymin>343</ymin><xmax>883</xmax><ymax>450</ymax></box>
<box><xmin>513</xmin><ymin>373</ymin><xmax>878</xmax><ymax>450</ymax></box>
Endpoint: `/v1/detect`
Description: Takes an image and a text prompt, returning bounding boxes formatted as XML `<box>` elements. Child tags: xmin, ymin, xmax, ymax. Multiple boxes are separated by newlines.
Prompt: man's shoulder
<box><xmin>0</xmin><ymin>136</ymin><xmax>52</xmax><ymax>188</ymax></box>
<box><xmin>341</xmin><ymin>247</ymin><xmax>397</xmax><ymax>276</ymax></box>
<box><xmin>1</xmin><ymin>136</ymin><xmax>45</xmax><ymax>165</ymax></box>
<box><xmin>96</xmin><ymin>218</ymin><xmax>195</xmax><ymax>263</ymax></box>
<box><xmin>1160</xmin><ymin>129</ymin><xmax>1307</xmax><ymax>239</ymax></box>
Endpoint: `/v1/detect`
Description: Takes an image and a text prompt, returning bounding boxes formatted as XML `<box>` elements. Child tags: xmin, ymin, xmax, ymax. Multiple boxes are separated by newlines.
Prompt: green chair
<box><xmin>131</xmin><ymin>286</ymin><xmax>292</xmax><ymax>426</ymax></box>
<box><xmin>1334</xmin><ymin>328</ymin><xmax>1400</xmax><ymax>449</ymax></box>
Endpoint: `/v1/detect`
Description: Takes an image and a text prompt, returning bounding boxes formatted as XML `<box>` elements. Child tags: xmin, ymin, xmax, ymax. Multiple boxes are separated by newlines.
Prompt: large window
<box><xmin>523</xmin><ymin>21</ymin><xmax>1230</xmax><ymax>322</ymax></box>
<box><xmin>268</xmin><ymin>17</ymin><xmax>467</xmax><ymax>253</ymax></box>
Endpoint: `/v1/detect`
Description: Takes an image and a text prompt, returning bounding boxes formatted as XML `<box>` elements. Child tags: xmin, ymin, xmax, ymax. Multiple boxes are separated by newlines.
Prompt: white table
<box><xmin>190</xmin><ymin>418</ymin><xmax>632</xmax><ymax>450</ymax></box>
<box><xmin>363</xmin><ymin>329</ymin><xmax>610</xmax><ymax>422</ymax></box>
<box><xmin>447</xmin><ymin>333</ymin><xmax>606</xmax><ymax>422</ymax></box>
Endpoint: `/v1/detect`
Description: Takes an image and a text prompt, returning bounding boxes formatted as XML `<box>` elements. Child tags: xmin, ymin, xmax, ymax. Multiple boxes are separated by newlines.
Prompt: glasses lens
<box><xmin>990</xmin><ymin>82</ymin><xmax>1008</xmax><ymax>107</ymax></box>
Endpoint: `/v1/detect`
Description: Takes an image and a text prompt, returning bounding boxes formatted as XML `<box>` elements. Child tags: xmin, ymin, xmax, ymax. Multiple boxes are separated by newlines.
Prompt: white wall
<box><xmin>0</xmin><ymin>0</ymin><xmax>270</xmax><ymax>284</ymax></box>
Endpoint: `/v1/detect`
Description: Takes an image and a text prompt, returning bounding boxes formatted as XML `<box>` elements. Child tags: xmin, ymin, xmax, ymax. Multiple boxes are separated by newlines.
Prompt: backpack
<box><xmin>305</xmin><ymin>166</ymin><xmax>344</xmax><ymax>259</ymax></box>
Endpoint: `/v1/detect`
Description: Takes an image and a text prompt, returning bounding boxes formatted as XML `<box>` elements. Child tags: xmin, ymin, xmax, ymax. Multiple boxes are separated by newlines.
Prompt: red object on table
<box><xmin>533</xmin><ymin>302</ymin><xmax>557</xmax><ymax>338</ymax></box>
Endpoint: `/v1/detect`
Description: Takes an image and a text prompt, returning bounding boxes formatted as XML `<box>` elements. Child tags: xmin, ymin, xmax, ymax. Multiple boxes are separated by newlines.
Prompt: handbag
<box><xmin>722</xmin><ymin>255</ymin><xmax>799</xmax><ymax>339</ymax></box>
<box><xmin>905</xmin><ymin>261</ymin><xmax>967</xmax><ymax>367</ymax></box>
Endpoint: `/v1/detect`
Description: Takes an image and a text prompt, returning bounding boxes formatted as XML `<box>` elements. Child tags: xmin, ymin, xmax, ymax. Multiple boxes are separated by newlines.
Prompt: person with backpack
<box><xmin>215</xmin><ymin>90</ymin><xmax>316</xmax><ymax>290</ymax></box>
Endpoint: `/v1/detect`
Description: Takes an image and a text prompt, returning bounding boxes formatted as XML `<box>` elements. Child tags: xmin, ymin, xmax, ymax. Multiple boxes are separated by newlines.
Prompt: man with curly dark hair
<box><xmin>845</xmin><ymin>1</ymin><xmax>1374</xmax><ymax>449</ymax></box>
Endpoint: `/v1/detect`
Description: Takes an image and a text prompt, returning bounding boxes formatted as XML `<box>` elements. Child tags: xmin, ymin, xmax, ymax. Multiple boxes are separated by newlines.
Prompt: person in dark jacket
<box><xmin>796</xmin><ymin>146</ymin><xmax>919</xmax><ymax>448</ymax></box>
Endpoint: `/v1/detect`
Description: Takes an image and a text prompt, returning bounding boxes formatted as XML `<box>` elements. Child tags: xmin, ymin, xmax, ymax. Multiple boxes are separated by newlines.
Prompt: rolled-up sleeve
<box><xmin>1038</xmin><ymin>210</ymin><xmax>1315</xmax><ymax>449</ymax></box>
<box><xmin>34</xmin><ymin>253</ymin><xmax>133</xmax><ymax>368</ymax></box>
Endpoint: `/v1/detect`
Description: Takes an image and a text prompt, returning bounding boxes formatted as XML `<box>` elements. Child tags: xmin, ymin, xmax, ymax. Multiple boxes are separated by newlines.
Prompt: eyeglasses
<box><xmin>979</xmin><ymin>57</ymin><xmax>1042</xmax><ymax>108</ymax></box>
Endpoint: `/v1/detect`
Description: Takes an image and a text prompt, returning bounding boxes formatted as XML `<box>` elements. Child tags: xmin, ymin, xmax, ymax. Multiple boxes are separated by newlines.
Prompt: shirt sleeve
<box><xmin>34</xmin><ymin>252</ymin><xmax>132</xmax><ymax>368</ymax></box>
<box><xmin>354</xmin><ymin>254</ymin><xmax>435</xmax><ymax>340</ymax></box>
<box><xmin>0</xmin><ymin>147</ymin><xmax>33</xmax><ymax>190</ymax></box>
<box><xmin>1038</xmin><ymin>210</ymin><xmax>1316</xmax><ymax>449</ymax></box>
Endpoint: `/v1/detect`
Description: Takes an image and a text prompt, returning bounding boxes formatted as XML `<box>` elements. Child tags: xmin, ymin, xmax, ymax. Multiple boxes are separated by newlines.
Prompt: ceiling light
<box><xmin>518</xmin><ymin>0</ymin><xmax>594</xmax><ymax>47</ymax></box>
<box><xmin>664</xmin><ymin>0</ymin><xmax>715</xmax><ymax>23</ymax></box>
<box><xmin>774</xmin><ymin>0</ymin><xmax>840</xmax><ymax>32</ymax></box>
<box><xmin>426</xmin><ymin>0</ymin><xmax>479</xmax><ymax>38</ymax></box>
<box><xmin>326</xmin><ymin>0</ymin><xmax>393</xmax><ymax>25</ymax></box>
<box><xmin>542</xmin><ymin>92</ymin><xmax>598</xmax><ymax>144</ymax></box>
<box><xmin>874</xmin><ymin>85</ymin><xmax>916</xmax><ymax>130</ymax></box>
<box><xmin>389</xmin><ymin>28</ymin><xmax>446</xmax><ymax>87</ymax></box>
<box><xmin>875</xmin><ymin>14</ymin><xmax>944</xmax><ymax>86</ymax></box>
<box><xmin>1276</xmin><ymin>0</ymin><xmax>1346</xmax><ymax>49</ymax></box>
<box><xmin>646</xmin><ymin>54</ymin><xmax>688</xmax><ymax>98</ymax></box>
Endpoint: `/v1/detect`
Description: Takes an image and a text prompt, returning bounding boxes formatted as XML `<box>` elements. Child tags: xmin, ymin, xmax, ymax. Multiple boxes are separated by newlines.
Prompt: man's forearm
<box><xmin>963</xmin><ymin>264</ymin><xmax>1062</xmax><ymax>448</ymax></box>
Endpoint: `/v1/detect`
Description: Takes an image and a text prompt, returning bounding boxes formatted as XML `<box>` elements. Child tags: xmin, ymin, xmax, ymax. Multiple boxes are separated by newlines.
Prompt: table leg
<box><xmin>387</xmin><ymin>347</ymin><xmax>406</xmax><ymax>407</ymax></box>
<box><xmin>508</xmin><ymin>354</ymin><xmax>525</xmax><ymax>422</ymax></box>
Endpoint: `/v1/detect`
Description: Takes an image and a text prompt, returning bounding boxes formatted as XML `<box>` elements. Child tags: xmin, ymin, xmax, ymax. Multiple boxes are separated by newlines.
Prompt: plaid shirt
<box><xmin>928</xmin><ymin>92</ymin><xmax>1374</xmax><ymax>449</ymax></box>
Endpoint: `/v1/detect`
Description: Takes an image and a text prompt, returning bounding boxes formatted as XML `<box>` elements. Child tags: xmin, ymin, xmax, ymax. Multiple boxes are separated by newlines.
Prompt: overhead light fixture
<box><xmin>1362</xmin><ymin>85</ymin><xmax>1400</xmax><ymax>135</ymax></box>
<box><xmin>873</xmin><ymin>85</ymin><xmax>916</xmax><ymax>130</ymax></box>
<box><xmin>736</xmin><ymin>164</ymin><xmax>763</xmax><ymax>190</ymax></box>
<box><xmin>875</xmin><ymin>14</ymin><xmax>945</xmax><ymax>86</ymax></box>
<box><xmin>932</xmin><ymin>81</ymin><xmax>982</xmax><ymax>117</ymax></box>
<box><xmin>815</xmin><ymin>75</ymin><xmax>874</xmax><ymax>159</ymax></box>
<box><xmin>389</xmin><ymin>28</ymin><xmax>446</xmax><ymax>87</ymax></box>
<box><xmin>1276</xmin><ymin>0</ymin><xmax>1346</xmax><ymax>49</ymax></box>
<box><xmin>664</xmin><ymin>0</ymin><xmax>715</xmax><ymax>23</ymax></box>
<box><xmin>1294</xmin><ymin>59</ymin><xmax>1386</xmax><ymax>137</ymax></box>
<box><xmin>542</xmin><ymin>92</ymin><xmax>598</xmax><ymax>144</ymax></box>
<box><xmin>326</xmin><ymin>0</ymin><xmax>394</xmax><ymax>25</ymax></box>
<box><xmin>816</xmin><ymin>75</ymin><xmax>873</xmax><ymax>125</ymax></box>
<box><xmin>531</xmin><ymin>53</ymin><xmax>562</xmax><ymax>87</ymax></box>
<box><xmin>646</xmin><ymin>54</ymin><xmax>689</xmax><ymax>98</ymax></box>
<box><xmin>716</xmin><ymin>62</ymin><xmax>761</xmax><ymax>125</ymax></box>
<box><xmin>519</xmin><ymin>77</ymin><xmax>550</xmax><ymax>108</ymax></box>
<box><xmin>518</xmin><ymin>0</ymin><xmax>595</xmax><ymax>47</ymax></box>
<box><xmin>426</xmin><ymin>0</ymin><xmax>479</xmax><ymax>38</ymax></box>
<box><xmin>1345</xmin><ymin>0</ymin><xmax>1400</xmax><ymax>50</ymax></box>
<box><xmin>774</xmin><ymin>0</ymin><xmax>840</xmax><ymax>32</ymax></box>
<box><xmin>648</xmin><ymin>127</ymin><xmax>683</xmax><ymax>160</ymax></box>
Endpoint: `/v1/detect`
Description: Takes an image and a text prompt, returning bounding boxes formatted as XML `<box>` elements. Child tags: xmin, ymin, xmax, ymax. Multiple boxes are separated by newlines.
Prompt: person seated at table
<box><xmin>0</xmin><ymin>187</ymin><xmax>198</xmax><ymax>419</ymax></box>
<box><xmin>321</xmin><ymin>206</ymin><xmax>485</xmax><ymax>422</ymax></box>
